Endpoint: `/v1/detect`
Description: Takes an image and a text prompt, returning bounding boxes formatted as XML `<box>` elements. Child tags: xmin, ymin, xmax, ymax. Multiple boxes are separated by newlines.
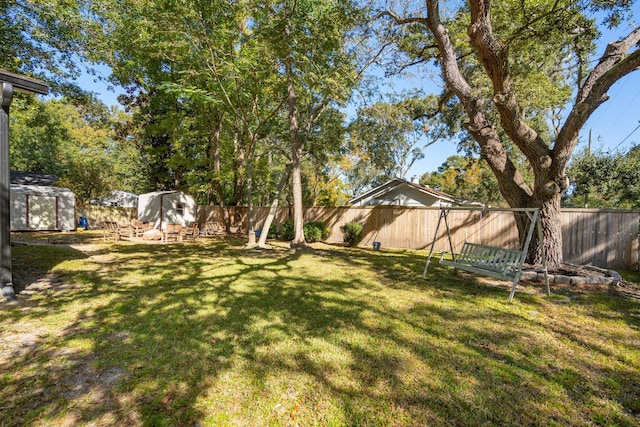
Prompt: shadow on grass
<box><xmin>1</xmin><ymin>239</ymin><xmax>638</xmax><ymax>426</ymax></box>
<box><xmin>9</xmin><ymin>243</ymin><xmax>89</xmax><ymax>294</ymax></box>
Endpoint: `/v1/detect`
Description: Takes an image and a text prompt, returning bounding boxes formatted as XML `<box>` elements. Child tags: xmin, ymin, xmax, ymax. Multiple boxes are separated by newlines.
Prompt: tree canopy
<box><xmin>421</xmin><ymin>155</ymin><xmax>506</xmax><ymax>207</ymax></box>
<box><xmin>9</xmin><ymin>96</ymin><xmax>150</xmax><ymax>203</ymax></box>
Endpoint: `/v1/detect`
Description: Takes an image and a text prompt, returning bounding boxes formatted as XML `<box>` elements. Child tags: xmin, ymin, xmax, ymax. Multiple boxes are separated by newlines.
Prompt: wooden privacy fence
<box><xmin>76</xmin><ymin>205</ymin><xmax>137</xmax><ymax>229</ymax></box>
<box><xmin>198</xmin><ymin>205</ymin><xmax>639</xmax><ymax>270</ymax></box>
<box><xmin>80</xmin><ymin>204</ymin><xmax>639</xmax><ymax>270</ymax></box>
<box><xmin>561</xmin><ymin>209</ymin><xmax>639</xmax><ymax>269</ymax></box>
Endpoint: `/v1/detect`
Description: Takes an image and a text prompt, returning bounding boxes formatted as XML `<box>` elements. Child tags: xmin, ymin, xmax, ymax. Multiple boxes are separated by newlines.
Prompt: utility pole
<box><xmin>0</xmin><ymin>70</ymin><xmax>48</xmax><ymax>302</ymax></box>
<box><xmin>584</xmin><ymin>129</ymin><xmax>592</xmax><ymax>209</ymax></box>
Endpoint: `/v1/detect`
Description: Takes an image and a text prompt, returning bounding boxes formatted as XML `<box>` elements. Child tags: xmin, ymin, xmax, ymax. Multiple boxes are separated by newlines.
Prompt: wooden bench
<box><xmin>439</xmin><ymin>242</ymin><xmax>526</xmax><ymax>301</ymax></box>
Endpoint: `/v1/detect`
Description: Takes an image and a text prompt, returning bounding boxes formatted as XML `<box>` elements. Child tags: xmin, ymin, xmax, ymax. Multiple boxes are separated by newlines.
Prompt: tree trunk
<box><xmin>231</xmin><ymin>131</ymin><xmax>245</xmax><ymax>232</ymax></box>
<box><xmin>207</xmin><ymin>111</ymin><xmax>230</xmax><ymax>230</ymax></box>
<box><xmin>174</xmin><ymin>167</ymin><xmax>181</xmax><ymax>190</ymax></box>
<box><xmin>284</xmin><ymin>30</ymin><xmax>307</xmax><ymax>249</ymax></box>
<box><xmin>418</xmin><ymin>0</ymin><xmax>565</xmax><ymax>267</ymax></box>
<box><xmin>532</xmin><ymin>192</ymin><xmax>563</xmax><ymax>269</ymax></box>
<box><xmin>208</xmin><ymin>111</ymin><xmax>224</xmax><ymax>203</ymax></box>
<box><xmin>257</xmin><ymin>164</ymin><xmax>292</xmax><ymax>249</ymax></box>
<box><xmin>245</xmin><ymin>141</ymin><xmax>256</xmax><ymax>248</ymax></box>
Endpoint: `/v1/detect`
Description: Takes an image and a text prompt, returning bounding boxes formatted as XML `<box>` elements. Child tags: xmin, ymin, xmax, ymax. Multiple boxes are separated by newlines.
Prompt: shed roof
<box><xmin>10</xmin><ymin>171</ymin><xmax>58</xmax><ymax>186</ymax></box>
<box><xmin>10</xmin><ymin>183</ymin><xmax>74</xmax><ymax>196</ymax></box>
<box><xmin>139</xmin><ymin>190</ymin><xmax>182</xmax><ymax>197</ymax></box>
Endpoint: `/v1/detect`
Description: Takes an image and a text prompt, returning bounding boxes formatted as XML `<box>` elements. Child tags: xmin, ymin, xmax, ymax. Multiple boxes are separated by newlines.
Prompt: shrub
<box><xmin>303</xmin><ymin>221</ymin><xmax>330</xmax><ymax>242</ymax></box>
<box><xmin>281</xmin><ymin>220</ymin><xmax>330</xmax><ymax>242</ymax></box>
<box><xmin>340</xmin><ymin>221</ymin><xmax>363</xmax><ymax>247</ymax></box>
<box><xmin>280</xmin><ymin>220</ymin><xmax>294</xmax><ymax>240</ymax></box>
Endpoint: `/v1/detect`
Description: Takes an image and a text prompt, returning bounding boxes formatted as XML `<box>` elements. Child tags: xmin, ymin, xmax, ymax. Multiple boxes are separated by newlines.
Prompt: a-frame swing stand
<box><xmin>423</xmin><ymin>207</ymin><xmax>550</xmax><ymax>301</ymax></box>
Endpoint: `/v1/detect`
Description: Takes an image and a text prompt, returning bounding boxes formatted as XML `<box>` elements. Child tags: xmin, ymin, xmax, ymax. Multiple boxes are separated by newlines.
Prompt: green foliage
<box><xmin>10</xmin><ymin>97</ymin><xmax>151</xmax><ymax>203</ymax></box>
<box><xmin>345</xmin><ymin>96</ymin><xmax>445</xmax><ymax>190</ymax></box>
<box><xmin>90</xmin><ymin>0</ymin><xmax>368</xmax><ymax>210</ymax></box>
<box><xmin>9</xmin><ymin>97</ymin><xmax>69</xmax><ymax>177</ymax></box>
<box><xmin>421</xmin><ymin>155</ymin><xmax>506</xmax><ymax>207</ymax></box>
<box><xmin>303</xmin><ymin>221</ymin><xmax>330</xmax><ymax>242</ymax></box>
<box><xmin>281</xmin><ymin>220</ymin><xmax>295</xmax><ymax>241</ymax></box>
<box><xmin>340</xmin><ymin>221</ymin><xmax>363</xmax><ymax>246</ymax></box>
<box><xmin>1</xmin><ymin>0</ymin><xmax>108</xmax><ymax>101</ymax></box>
<box><xmin>565</xmin><ymin>146</ymin><xmax>640</xmax><ymax>208</ymax></box>
<box><xmin>281</xmin><ymin>219</ymin><xmax>330</xmax><ymax>242</ymax></box>
<box><xmin>267</xmin><ymin>225</ymin><xmax>278</xmax><ymax>239</ymax></box>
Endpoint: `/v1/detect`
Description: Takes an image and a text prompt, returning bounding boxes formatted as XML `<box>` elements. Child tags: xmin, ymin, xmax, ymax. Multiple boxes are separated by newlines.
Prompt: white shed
<box><xmin>137</xmin><ymin>191</ymin><xmax>197</xmax><ymax>230</ymax></box>
<box><xmin>10</xmin><ymin>184</ymin><xmax>76</xmax><ymax>231</ymax></box>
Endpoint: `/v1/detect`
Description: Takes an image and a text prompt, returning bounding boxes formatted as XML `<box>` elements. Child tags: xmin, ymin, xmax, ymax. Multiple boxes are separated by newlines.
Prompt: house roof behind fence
<box><xmin>349</xmin><ymin>178</ymin><xmax>463</xmax><ymax>206</ymax></box>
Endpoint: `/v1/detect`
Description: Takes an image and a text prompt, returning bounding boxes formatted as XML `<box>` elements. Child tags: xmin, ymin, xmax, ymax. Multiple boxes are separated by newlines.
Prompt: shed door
<box><xmin>10</xmin><ymin>193</ymin><xmax>27</xmax><ymax>230</ymax></box>
<box><xmin>28</xmin><ymin>195</ymin><xmax>58</xmax><ymax>230</ymax></box>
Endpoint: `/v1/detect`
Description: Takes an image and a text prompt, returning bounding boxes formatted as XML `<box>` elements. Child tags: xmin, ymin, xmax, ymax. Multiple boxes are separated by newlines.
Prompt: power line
<box><xmin>597</xmin><ymin>78</ymin><xmax>629</xmax><ymax>134</ymax></box>
<box><xmin>610</xmin><ymin>121</ymin><xmax>640</xmax><ymax>152</ymax></box>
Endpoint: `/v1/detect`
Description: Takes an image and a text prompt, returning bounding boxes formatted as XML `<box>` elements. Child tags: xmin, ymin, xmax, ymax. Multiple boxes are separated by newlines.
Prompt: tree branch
<box><xmin>555</xmin><ymin>27</ymin><xmax>640</xmax><ymax>171</ymax></box>
<box><xmin>467</xmin><ymin>0</ymin><xmax>551</xmax><ymax>163</ymax></box>
<box><xmin>423</xmin><ymin>0</ymin><xmax>532</xmax><ymax>205</ymax></box>
<box><xmin>503</xmin><ymin>0</ymin><xmax>562</xmax><ymax>46</ymax></box>
<box><xmin>377</xmin><ymin>10</ymin><xmax>428</xmax><ymax>27</ymax></box>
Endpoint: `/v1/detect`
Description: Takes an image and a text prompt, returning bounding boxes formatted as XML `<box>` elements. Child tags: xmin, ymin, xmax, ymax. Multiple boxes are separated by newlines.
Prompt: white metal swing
<box><xmin>423</xmin><ymin>207</ymin><xmax>550</xmax><ymax>301</ymax></box>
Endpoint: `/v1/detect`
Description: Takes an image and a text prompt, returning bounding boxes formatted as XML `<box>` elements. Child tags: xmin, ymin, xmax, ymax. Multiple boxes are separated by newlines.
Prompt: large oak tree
<box><xmin>382</xmin><ymin>0</ymin><xmax>640</xmax><ymax>268</ymax></box>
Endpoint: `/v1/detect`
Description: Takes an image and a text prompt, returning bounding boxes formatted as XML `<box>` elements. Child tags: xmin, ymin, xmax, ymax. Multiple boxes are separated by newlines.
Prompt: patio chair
<box><xmin>183</xmin><ymin>222</ymin><xmax>199</xmax><ymax>241</ymax></box>
<box><xmin>164</xmin><ymin>223</ymin><xmax>183</xmax><ymax>243</ymax></box>
<box><xmin>131</xmin><ymin>219</ymin><xmax>154</xmax><ymax>238</ymax></box>
<box><xmin>103</xmin><ymin>221</ymin><xmax>134</xmax><ymax>242</ymax></box>
<box><xmin>203</xmin><ymin>221</ymin><xmax>223</xmax><ymax>235</ymax></box>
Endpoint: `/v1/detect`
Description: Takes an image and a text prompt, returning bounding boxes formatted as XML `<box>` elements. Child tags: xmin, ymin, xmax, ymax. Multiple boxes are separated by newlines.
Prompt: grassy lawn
<box><xmin>1</xmin><ymin>232</ymin><xmax>639</xmax><ymax>426</ymax></box>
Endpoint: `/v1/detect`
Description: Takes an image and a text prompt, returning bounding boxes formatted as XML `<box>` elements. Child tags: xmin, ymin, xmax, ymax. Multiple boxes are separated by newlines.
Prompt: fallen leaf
<box><xmin>161</xmin><ymin>389</ymin><xmax>175</xmax><ymax>405</ymax></box>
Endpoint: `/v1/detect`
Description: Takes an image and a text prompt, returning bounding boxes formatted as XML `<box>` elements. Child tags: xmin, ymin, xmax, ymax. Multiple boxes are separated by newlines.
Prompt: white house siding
<box><xmin>357</xmin><ymin>184</ymin><xmax>452</xmax><ymax>207</ymax></box>
<box><xmin>10</xmin><ymin>192</ymin><xmax>27</xmax><ymax>230</ymax></box>
<box><xmin>28</xmin><ymin>195</ymin><xmax>57</xmax><ymax>229</ymax></box>
<box><xmin>137</xmin><ymin>192</ymin><xmax>162</xmax><ymax>227</ymax></box>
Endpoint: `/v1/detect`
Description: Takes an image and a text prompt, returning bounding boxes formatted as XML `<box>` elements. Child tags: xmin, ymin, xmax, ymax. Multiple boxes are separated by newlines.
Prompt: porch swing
<box><xmin>423</xmin><ymin>207</ymin><xmax>550</xmax><ymax>301</ymax></box>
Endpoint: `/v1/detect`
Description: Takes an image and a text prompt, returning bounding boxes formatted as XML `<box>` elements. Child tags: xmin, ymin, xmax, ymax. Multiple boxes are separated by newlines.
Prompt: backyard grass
<box><xmin>1</xmin><ymin>231</ymin><xmax>639</xmax><ymax>426</ymax></box>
